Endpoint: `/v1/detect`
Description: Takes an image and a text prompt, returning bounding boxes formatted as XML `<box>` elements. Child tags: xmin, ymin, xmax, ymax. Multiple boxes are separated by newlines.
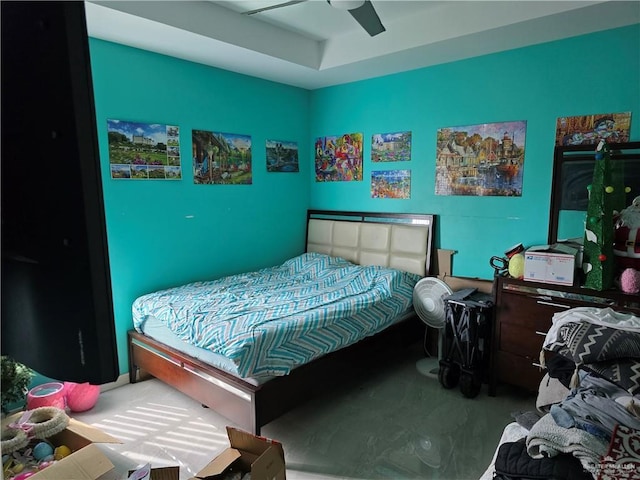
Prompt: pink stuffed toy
<box><xmin>620</xmin><ymin>268</ymin><xmax>640</xmax><ymax>294</ymax></box>
<box><xmin>614</xmin><ymin>196</ymin><xmax>640</xmax><ymax>293</ymax></box>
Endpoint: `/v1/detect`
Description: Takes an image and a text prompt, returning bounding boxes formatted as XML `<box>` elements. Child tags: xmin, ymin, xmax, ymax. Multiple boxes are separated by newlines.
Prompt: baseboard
<box><xmin>99</xmin><ymin>373</ymin><xmax>130</xmax><ymax>392</ymax></box>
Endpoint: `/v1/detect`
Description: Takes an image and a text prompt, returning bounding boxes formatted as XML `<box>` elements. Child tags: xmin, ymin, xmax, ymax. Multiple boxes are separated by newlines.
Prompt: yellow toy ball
<box><xmin>508</xmin><ymin>253</ymin><xmax>525</xmax><ymax>279</ymax></box>
<box><xmin>54</xmin><ymin>445</ymin><xmax>72</xmax><ymax>460</ymax></box>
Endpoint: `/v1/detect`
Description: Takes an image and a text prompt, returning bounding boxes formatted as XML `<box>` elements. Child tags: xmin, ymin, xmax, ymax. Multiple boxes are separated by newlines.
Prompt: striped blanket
<box><xmin>132</xmin><ymin>253</ymin><xmax>420</xmax><ymax>378</ymax></box>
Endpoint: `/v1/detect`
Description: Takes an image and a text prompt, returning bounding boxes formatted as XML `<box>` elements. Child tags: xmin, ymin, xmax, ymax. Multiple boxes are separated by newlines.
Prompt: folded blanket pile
<box><xmin>542</xmin><ymin>307</ymin><xmax>640</xmax><ymax>394</ymax></box>
<box><xmin>526</xmin><ymin>413</ymin><xmax>609</xmax><ymax>475</ymax></box>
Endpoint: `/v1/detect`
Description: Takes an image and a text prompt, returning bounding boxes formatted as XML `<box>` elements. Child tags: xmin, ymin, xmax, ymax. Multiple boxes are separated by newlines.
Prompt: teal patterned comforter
<box><xmin>132</xmin><ymin>253</ymin><xmax>420</xmax><ymax>378</ymax></box>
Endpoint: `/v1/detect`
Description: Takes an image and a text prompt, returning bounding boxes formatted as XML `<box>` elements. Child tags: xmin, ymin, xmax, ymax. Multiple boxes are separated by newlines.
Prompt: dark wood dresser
<box><xmin>489</xmin><ymin>275</ymin><xmax>640</xmax><ymax>396</ymax></box>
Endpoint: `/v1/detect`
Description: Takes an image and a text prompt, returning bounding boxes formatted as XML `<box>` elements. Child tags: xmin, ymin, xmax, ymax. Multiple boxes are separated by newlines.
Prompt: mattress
<box><xmin>133</xmin><ymin>252</ymin><xmax>420</xmax><ymax>380</ymax></box>
<box><xmin>135</xmin><ymin>316</ymin><xmax>271</xmax><ymax>385</ymax></box>
<box><xmin>136</xmin><ymin>308</ymin><xmax>416</xmax><ymax>386</ymax></box>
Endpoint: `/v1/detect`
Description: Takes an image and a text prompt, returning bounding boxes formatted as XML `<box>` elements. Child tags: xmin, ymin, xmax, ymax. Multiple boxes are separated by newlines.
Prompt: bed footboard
<box><xmin>128</xmin><ymin>318</ymin><xmax>421</xmax><ymax>435</ymax></box>
<box><xmin>128</xmin><ymin>330</ymin><xmax>261</xmax><ymax>433</ymax></box>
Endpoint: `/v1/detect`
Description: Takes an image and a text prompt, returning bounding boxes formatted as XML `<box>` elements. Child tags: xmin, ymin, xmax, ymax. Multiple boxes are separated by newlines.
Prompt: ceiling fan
<box><xmin>243</xmin><ymin>0</ymin><xmax>386</xmax><ymax>37</ymax></box>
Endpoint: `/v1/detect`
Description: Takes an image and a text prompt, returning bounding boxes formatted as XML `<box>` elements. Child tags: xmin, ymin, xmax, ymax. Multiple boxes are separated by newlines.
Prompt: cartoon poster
<box><xmin>192</xmin><ymin>130</ymin><xmax>252</xmax><ymax>185</ymax></box>
<box><xmin>435</xmin><ymin>121</ymin><xmax>526</xmax><ymax>196</ymax></box>
<box><xmin>371</xmin><ymin>131</ymin><xmax>411</xmax><ymax>162</ymax></box>
<box><xmin>266</xmin><ymin>139</ymin><xmax>299</xmax><ymax>172</ymax></box>
<box><xmin>107</xmin><ymin>120</ymin><xmax>181</xmax><ymax>180</ymax></box>
<box><xmin>555</xmin><ymin>112</ymin><xmax>631</xmax><ymax>146</ymax></box>
<box><xmin>314</xmin><ymin>132</ymin><xmax>363</xmax><ymax>182</ymax></box>
<box><xmin>371</xmin><ymin>170</ymin><xmax>411</xmax><ymax>199</ymax></box>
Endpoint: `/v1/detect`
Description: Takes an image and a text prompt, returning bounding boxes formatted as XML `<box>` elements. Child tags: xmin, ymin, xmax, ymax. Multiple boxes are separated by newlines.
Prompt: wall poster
<box><xmin>371</xmin><ymin>131</ymin><xmax>412</xmax><ymax>162</ymax></box>
<box><xmin>371</xmin><ymin>170</ymin><xmax>411</xmax><ymax>199</ymax></box>
<box><xmin>555</xmin><ymin>111</ymin><xmax>631</xmax><ymax>146</ymax></box>
<box><xmin>435</xmin><ymin>121</ymin><xmax>526</xmax><ymax>197</ymax></box>
<box><xmin>266</xmin><ymin>139</ymin><xmax>299</xmax><ymax>172</ymax></box>
<box><xmin>314</xmin><ymin>133</ymin><xmax>363</xmax><ymax>182</ymax></box>
<box><xmin>107</xmin><ymin>119</ymin><xmax>182</xmax><ymax>180</ymax></box>
<box><xmin>192</xmin><ymin>130</ymin><xmax>252</xmax><ymax>185</ymax></box>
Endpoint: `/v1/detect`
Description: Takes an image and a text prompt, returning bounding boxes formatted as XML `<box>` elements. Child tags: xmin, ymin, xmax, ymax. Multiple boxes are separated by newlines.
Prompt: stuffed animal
<box><xmin>614</xmin><ymin>196</ymin><xmax>640</xmax><ymax>293</ymax></box>
<box><xmin>620</xmin><ymin>267</ymin><xmax>640</xmax><ymax>294</ymax></box>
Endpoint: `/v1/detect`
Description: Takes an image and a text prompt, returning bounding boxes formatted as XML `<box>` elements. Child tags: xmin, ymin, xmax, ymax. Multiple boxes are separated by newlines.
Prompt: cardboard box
<box><xmin>128</xmin><ymin>465</ymin><xmax>180</xmax><ymax>480</ymax></box>
<box><xmin>523</xmin><ymin>244</ymin><xmax>578</xmax><ymax>286</ymax></box>
<box><xmin>2</xmin><ymin>413</ymin><xmax>121</xmax><ymax>480</ymax></box>
<box><xmin>435</xmin><ymin>248</ymin><xmax>455</xmax><ymax>279</ymax></box>
<box><xmin>190</xmin><ymin>427</ymin><xmax>285</xmax><ymax>480</ymax></box>
<box><xmin>443</xmin><ymin>275</ymin><xmax>493</xmax><ymax>295</ymax></box>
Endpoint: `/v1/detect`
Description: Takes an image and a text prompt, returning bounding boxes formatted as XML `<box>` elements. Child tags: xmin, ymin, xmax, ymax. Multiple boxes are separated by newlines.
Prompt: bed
<box><xmin>128</xmin><ymin>210</ymin><xmax>435</xmax><ymax>434</ymax></box>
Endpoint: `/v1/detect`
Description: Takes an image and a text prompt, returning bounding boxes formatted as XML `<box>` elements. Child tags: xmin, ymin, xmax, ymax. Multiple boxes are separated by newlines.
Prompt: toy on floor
<box><xmin>64</xmin><ymin>382</ymin><xmax>100</xmax><ymax>412</ymax></box>
<box><xmin>26</xmin><ymin>382</ymin><xmax>65</xmax><ymax>411</ymax></box>
<box><xmin>1</xmin><ymin>407</ymin><xmax>72</xmax><ymax>479</ymax></box>
<box><xmin>2</xmin><ymin>438</ymin><xmax>68</xmax><ymax>479</ymax></box>
<box><xmin>26</xmin><ymin>381</ymin><xmax>101</xmax><ymax>413</ymax></box>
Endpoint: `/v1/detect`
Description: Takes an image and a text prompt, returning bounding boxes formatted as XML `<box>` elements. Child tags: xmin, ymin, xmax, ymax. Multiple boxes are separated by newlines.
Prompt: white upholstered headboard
<box><xmin>305</xmin><ymin>210</ymin><xmax>435</xmax><ymax>277</ymax></box>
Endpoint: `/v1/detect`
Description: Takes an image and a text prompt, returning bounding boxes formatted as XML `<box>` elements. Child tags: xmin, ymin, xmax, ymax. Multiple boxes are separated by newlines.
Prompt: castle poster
<box><xmin>107</xmin><ymin>119</ymin><xmax>181</xmax><ymax>180</ymax></box>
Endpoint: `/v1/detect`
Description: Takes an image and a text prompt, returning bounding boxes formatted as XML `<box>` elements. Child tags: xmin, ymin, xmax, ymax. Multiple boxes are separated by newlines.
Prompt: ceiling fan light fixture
<box><xmin>329</xmin><ymin>0</ymin><xmax>366</xmax><ymax>11</ymax></box>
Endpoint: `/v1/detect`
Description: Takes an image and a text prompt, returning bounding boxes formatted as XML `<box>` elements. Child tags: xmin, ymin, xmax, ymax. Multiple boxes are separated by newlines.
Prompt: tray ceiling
<box><xmin>85</xmin><ymin>1</ymin><xmax>639</xmax><ymax>89</ymax></box>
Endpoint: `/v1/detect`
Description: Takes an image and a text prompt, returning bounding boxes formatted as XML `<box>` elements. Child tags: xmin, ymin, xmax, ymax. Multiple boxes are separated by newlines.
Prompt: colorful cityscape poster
<box><xmin>371</xmin><ymin>131</ymin><xmax>412</xmax><ymax>162</ymax></box>
<box><xmin>314</xmin><ymin>132</ymin><xmax>363</xmax><ymax>182</ymax></box>
<box><xmin>192</xmin><ymin>130</ymin><xmax>252</xmax><ymax>185</ymax></box>
<box><xmin>555</xmin><ymin>111</ymin><xmax>631</xmax><ymax>146</ymax></box>
<box><xmin>107</xmin><ymin>120</ymin><xmax>182</xmax><ymax>180</ymax></box>
<box><xmin>371</xmin><ymin>170</ymin><xmax>411</xmax><ymax>199</ymax></box>
<box><xmin>435</xmin><ymin>121</ymin><xmax>526</xmax><ymax>197</ymax></box>
<box><xmin>266</xmin><ymin>139</ymin><xmax>299</xmax><ymax>172</ymax></box>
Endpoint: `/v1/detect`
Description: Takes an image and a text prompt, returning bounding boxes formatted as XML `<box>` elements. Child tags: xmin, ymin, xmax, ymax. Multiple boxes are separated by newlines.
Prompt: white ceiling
<box><xmin>85</xmin><ymin>1</ymin><xmax>640</xmax><ymax>90</ymax></box>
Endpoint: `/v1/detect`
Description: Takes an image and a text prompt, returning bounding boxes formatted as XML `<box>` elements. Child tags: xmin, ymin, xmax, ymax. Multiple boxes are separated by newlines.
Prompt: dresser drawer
<box><xmin>496</xmin><ymin>291</ymin><xmax>562</xmax><ymax>332</ymax></box>
<box><xmin>490</xmin><ymin>275</ymin><xmax>639</xmax><ymax>397</ymax></box>
<box><xmin>495</xmin><ymin>350</ymin><xmax>544</xmax><ymax>392</ymax></box>
<box><xmin>499</xmin><ymin>322</ymin><xmax>545</xmax><ymax>359</ymax></box>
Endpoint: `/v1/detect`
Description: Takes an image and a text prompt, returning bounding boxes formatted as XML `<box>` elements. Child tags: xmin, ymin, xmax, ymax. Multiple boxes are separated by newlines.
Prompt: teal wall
<box><xmin>88</xmin><ymin>25</ymin><xmax>639</xmax><ymax>377</ymax></box>
<box><xmin>309</xmin><ymin>24</ymin><xmax>640</xmax><ymax>279</ymax></box>
<box><xmin>88</xmin><ymin>39</ymin><xmax>311</xmax><ymax>375</ymax></box>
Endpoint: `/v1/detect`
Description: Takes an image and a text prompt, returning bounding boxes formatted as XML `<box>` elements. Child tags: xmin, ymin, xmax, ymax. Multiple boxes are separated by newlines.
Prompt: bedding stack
<box><xmin>487</xmin><ymin>306</ymin><xmax>640</xmax><ymax>480</ymax></box>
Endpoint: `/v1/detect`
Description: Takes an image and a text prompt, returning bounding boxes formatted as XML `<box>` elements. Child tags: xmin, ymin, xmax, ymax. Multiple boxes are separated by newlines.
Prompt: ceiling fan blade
<box><xmin>244</xmin><ymin>0</ymin><xmax>308</xmax><ymax>16</ymax></box>
<box><xmin>348</xmin><ymin>0</ymin><xmax>385</xmax><ymax>37</ymax></box>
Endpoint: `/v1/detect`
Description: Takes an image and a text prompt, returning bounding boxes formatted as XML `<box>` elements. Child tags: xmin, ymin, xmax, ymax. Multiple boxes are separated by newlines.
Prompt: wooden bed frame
<box><xmin>128</xmin><ymin>210</ymin><xmax>436</xmax><ymax>435</ymax></box>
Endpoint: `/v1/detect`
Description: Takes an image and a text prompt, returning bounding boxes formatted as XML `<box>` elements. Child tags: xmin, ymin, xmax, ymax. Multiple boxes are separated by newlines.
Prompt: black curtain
<box><xmin>1</xmin><ymin>1</ymin><xmax>119</xmax><ymax>384</ymax></box>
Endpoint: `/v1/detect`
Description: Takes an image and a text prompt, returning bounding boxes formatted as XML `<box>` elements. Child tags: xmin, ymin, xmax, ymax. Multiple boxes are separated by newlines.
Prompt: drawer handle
<box><xmin>536</xmin><ymin>300</ymin><xmax>571</xmax><ymax>309</ymax></box>
<box><xmin>535</xmin><ymin>331</ymin><xmax>547</xmax><ymax>336</ymax></box>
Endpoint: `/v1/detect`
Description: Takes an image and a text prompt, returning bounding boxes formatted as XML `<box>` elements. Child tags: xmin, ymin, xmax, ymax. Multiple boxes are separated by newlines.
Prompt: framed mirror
<box><xmin>548</xmin><ymin>141</ymin><xmax>640</xmax><ymax>245</ymax></box>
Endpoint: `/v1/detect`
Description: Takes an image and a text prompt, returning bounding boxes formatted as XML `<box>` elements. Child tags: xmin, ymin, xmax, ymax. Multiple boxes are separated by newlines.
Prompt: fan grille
<box><xmin>413</xmin><ymin>277</ymin><xmax>453</xmax><ymax>328</ymax></box>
